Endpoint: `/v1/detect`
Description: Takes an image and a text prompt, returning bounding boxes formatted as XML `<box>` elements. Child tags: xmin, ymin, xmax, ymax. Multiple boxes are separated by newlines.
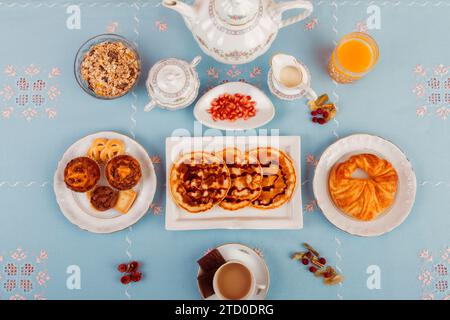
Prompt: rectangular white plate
<box><xmin>165</xmin><ymin>136</ymin><xmax>302</xmax><ymax>230</ymax></box>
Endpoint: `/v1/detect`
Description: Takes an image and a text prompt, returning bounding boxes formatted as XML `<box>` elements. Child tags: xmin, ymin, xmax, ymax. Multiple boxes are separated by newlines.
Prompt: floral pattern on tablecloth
<box><xmin>0</xmin><ymin>65</ymin><xmax>61</xmax><ymax>121</ymax></box>
<box><xmin>203</xmin><ymin>64</ymin><xmax>264</xmax><ymax>94</ymax></box>
<box><xmin>0</xmin><ymin>248</ymin><xmax>49</xmax><ymax>300</ymax></box>
<box><xmin>413</xmin><ymin>64</ymin><xmax>450</xmax><ymax>119</ymax></box>
<box><xmin>418</xmin><ymin>247</ymin><xmax>450</xmax><ymax>300</ymax></box>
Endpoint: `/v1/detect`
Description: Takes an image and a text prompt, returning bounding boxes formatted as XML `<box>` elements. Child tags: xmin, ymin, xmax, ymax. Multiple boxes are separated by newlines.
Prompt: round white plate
<box><xmin>313</xmin><ymin>134</ymin><xmax>417</xmax><ymax>237</ymax></box>
<box><xmin>54</xmin><ymin>131</ymin><xmax>157</xmax><ymax>233</ymax></box>
<box><xmin>197</xmin><ymin>243</ymin><xmax>270</xmax><ymax>300</ymax></box>
<box><xmin>193</xmin><ymin>82</ymin><xmax>275</xmax><ymax>131</ymax></box>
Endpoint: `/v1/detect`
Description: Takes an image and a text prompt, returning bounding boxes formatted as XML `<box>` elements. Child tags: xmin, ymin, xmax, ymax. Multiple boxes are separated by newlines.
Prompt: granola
<box><xmin>80</xmin><ymin>41</ymin><xmax>140</xmax><ymax>98</ymax></box>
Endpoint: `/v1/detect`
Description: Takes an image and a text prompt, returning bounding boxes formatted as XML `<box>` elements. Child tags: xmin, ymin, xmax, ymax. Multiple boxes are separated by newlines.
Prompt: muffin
<box><xmin>64</xmin><ymin>157</ymin><xmax>100</xmax><ymax>192</ymax></box>
<box><xmin>89</xmin><ymin>186</ymin><xmax>119</xmax><ymax>211</ymax></box>
<box><xmin>105</xmin><ymin>155</ymin><xmax>142</xmax><ymax>190</ymax></box>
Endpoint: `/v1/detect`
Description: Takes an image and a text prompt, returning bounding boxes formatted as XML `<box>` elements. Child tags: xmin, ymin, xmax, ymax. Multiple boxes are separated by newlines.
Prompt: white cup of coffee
<box><xmin>212</xmin><ymin>260</ymin><xmax>265</xmax><ymax>300</ymax></box>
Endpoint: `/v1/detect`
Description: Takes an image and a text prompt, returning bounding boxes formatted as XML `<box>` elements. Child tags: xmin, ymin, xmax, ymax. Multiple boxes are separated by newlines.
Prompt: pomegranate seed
<box><xmin>120</xmin><ymin>275</ymin><xmax>131</xmax><ymax>285</ymax></box>
<box><xmin>301</xmin><ymin>258</ymin><xmax>309</xmax><ymax>265</ymax></box>
<box><xmin>207</xmin><ymin>93</ymin><xmax>257</xmax><ymax>122</ymax></box>
<box><xmin>316</xmin><ymin>108</ymin><xmax>323</xmax><ymax>115</ymax></box>
<box><xmin>317</xmin><ymin>118</ymin><xmax>326</xmax><ymax>125</ymax></box>
<box><xmin>117</xmin><ymin>263</ymin><xmax>127</xmax><ymax>273</ymax></box>
<box><xmin>311</xmin><ymin>110</ymin><xmax>317</xmax><ymax>116</ymax></box>
<box><xmin>309</xmin><ymin>266</ymin><xmax>318</xmax><ymax>273</ymax></box>
<box><xmin>128</xmin><ymin>261</ymin><xmax>140</xmax><ymax>272</ymax></box>
<box><xmin>312</xmin><ymin>117</ymin><xmax>318</xmax><ymax>123</ymax></box>
<box><xmin>305</xmin><ymin>252</ymin><xmax>313</xmax><ymax>259</ymax></box>
<box><xmin>322</xmin><ymin>111</ymin><xmax>329</xmax><ymax>118</ymax></box>
<box><xmin>319</xmin><ymin>257</ymin><xmax>327</xmax><ymax>264</ymax></box>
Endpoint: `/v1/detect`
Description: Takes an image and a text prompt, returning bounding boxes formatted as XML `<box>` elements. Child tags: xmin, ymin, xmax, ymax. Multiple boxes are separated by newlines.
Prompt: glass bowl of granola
<box><xmin>75</xmin><ymin>34</ymin><xmax>141</xmax><ymax>99</ymax></box>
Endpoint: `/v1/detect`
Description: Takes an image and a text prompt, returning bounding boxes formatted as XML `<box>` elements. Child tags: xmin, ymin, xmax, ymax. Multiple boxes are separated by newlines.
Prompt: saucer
<box><xmin>313</xmin><ymin>134</ymin><xmax>417</xmax><ymax>237</ymax></box>
<box><xmin>267</xmin><ymin>67</ymin><xmax>311</xmax><ymax>101</ymax></box>
<box><xmin>197</xmin><ymin>243</ymin><xmax>270</xmax><ymax>300</ymax></box>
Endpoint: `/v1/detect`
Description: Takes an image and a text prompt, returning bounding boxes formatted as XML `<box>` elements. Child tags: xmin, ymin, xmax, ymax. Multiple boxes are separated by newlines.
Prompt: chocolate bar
<box><xmin>197</xmin><ymin>249</ymin><xmax>226</xmax><ymax>272</ymax></box>
<box><xmin>197</xmin><ymin>268</ymin><xmax>217</xmax><ymax>298</ymax></box>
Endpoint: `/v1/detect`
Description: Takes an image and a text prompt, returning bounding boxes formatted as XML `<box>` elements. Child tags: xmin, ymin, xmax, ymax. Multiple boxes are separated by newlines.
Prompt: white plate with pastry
<box><xmin>54</xmin><ymin>131</ymin><xmax>157</xmax><ymax>233</ymax></box>
<box><xmin>193</xmin><ymin>82</ymin><xmax>275</xmax><ymax>131</ymax></box>
<box><xmin>165</xmin><ymin>135</ymin><xmax>302</xmax><ymax>230</ymax></box>
<box><xmin>313</xmin><ymin>134</ymin><xmax>416</xmax><ymax>237</ymax></box>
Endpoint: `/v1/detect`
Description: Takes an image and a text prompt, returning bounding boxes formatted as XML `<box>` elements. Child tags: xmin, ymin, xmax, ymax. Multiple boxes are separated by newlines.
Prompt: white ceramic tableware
<box><xmin>54</xmin><ymin>131</ymin><xmax>157</xmax><ymax>233</ymax></box>
<box><xmin>197</xmin><ymin>243</ymin><xmax>270</xmax><ymax>300</ymax></box>
<box><xmin>145</xmin><ymin>56</ymin><xmax>201</xmax><ymax>111</ymax></box>
<box><xmin>163</xmin><ymin>0</ymin><xmax>313</xmax><ymax>64</ymax></box>
<box><xmin>268</xmin><ymin>53</ymin><xmax>317</xmax><ymax>101</ymax></box>
<box><xmin>165</xmin><ymin>135</ymin><xmax>302</xmax><ymax>230</ymax></box>
<box><xmin>313</xmin><ymin>134</ymin><xmax>417</xmax><ymax>237</ymax></box>
<box><xmin>212</xmin><ymin>260</ymin><xmax>266</xmax><ymax>300</ymax></box>
<box><xmin>193</xmin><ymin>82</ymin><xmax>275</xmax><ymax>131</ymax></box>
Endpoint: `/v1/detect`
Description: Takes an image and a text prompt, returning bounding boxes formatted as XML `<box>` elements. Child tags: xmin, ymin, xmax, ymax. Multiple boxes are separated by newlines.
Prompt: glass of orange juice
<box><xmin>328</xmin><ymin>32</ymin><xmax>379</xmax><ymax>84</ymax></box>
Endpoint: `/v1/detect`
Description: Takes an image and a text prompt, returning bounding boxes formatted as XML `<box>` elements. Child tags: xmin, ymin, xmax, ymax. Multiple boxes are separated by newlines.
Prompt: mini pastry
<box><xmin>89</xmin><ymin>186</ymin><xmax>119</xmax><ymax>211</ymax></box>
<box><xmin>87</xmin><ymin>138</ymin><xmax>108</xmax><ymax>162</ymax></box>
<box><xmin>169</xmin><ymin>152</ymin><xmax>231</xmax><ymax>213</ymax></box>
<box><xmin>248</xmin><ymin>147</ymin><xmax>297</xmax><ymax>210</ymax></box>
<box><xmin>328</xmin><ymin>153</ymin><xmax>398</xmax><ymax>221</ymax></box>
<box><xmin>99</xmin><ymin>139</ymin><xmax>125</xmax><ymax>162</ymax></box>
<box><xmin>64</xmin><ymin>157</ymin><xmax>100</xmax><ymax>192</ymax></box>
<box><xmin>105</xmin><ymin>155</ymin><xmax>142</xmax><ymax>190</ymax></box>
<box><xmin>114</xmin><ymin>189</ymin><xmax>137</xmax><ymax>214</ymax></box>
<box><xmin>215</xmin><ymin>148</ymin><xmax>262</xmax><ymax>211</ymax></box>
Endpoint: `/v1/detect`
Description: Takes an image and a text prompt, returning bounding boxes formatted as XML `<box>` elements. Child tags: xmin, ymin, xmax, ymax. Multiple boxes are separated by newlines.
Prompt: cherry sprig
<box><xmin>117</xmin><ymin>261</ymin><xmax>142</xmax><ymax>284</ymax></box>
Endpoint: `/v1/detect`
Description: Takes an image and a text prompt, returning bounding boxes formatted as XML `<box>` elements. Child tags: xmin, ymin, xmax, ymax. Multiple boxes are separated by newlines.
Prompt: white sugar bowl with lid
<box><xmin>145</xmin><ymin>56</ymin><xmax>201</xmax><ymax>111</ymax></box>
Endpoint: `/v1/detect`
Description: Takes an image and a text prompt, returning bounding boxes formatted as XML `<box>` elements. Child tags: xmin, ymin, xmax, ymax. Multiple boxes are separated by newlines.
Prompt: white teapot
<box><xmin>162</xmin><ymin>0</ymin><xmax>313</xmax><ymax>64</ymax></box>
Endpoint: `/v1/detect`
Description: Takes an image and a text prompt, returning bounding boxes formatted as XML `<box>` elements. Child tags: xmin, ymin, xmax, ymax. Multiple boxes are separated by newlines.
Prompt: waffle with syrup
<box><xmin>169</xmin><ymin>151</ymin><xmax>231</xmax><ymax>213</ymax></box>
<box><xmin>248</xmin><ymin>147</ymin><xmax>296</xmax><ymax>209</ymax></box>
<box><xmin>215</xmin><ymin>148</ymin><xmax>263</xmax><ymax>211</ymax></box>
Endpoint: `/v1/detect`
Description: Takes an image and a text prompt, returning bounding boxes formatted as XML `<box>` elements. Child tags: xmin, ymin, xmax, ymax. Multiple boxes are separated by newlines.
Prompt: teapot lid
<box><xmin>146</xmin><ymin>58</ymin><xmax>200</xmax><ymax>109</ymax></box>
<box><xmin>214</xmin><ymin>0</ymin><xmax>259</xmax><ymax>26</ymax></box>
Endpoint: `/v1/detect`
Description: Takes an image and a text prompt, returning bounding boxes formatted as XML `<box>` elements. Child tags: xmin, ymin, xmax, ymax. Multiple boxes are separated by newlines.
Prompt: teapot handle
<box><xmin>276</xmin><ymin>0</ymin><xmax>313</xmax><ymax>29</ymax></box>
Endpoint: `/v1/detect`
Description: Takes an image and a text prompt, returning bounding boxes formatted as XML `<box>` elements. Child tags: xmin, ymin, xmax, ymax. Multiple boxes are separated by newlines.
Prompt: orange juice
<box><xmin>328</xmin><ymin>32</ymin><xmax>379</xmax><ymax>83</ymax></box>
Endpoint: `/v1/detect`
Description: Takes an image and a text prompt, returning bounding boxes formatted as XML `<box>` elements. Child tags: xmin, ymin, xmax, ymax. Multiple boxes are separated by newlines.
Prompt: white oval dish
<box><xmin>54</xmin><ymin>131</ymin><xmax>157</xmax><ymax>234</ymax></box>
<box><xmin>197</xmin><ymin>243</ymin><xmax>270</xmax><ymax>300</ymax></box>
<box><xmin>193</xmin><ymin>82</ymin><xmax>275</xmax><ymax>131</ymax></box>
<box><xmin>313</xmin><ymin>134</ymin><xmax>417</xmax><ymax>237</ymax></box>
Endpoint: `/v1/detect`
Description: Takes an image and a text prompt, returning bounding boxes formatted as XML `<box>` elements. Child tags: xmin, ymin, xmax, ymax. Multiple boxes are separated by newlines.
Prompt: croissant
<box><xmin>328</xmin><ymin>154</ymin><xmax>398</xmax><ymax>221</ymax></box>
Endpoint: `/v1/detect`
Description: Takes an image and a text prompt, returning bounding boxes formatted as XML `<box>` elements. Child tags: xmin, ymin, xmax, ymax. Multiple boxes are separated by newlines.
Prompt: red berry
<box><xmin>309</xmin><ymin>266</ymin><xmax>318</xmax><ymax>273</ymax></box>
<box><xmin>120</xmin><ymin>275</ymin><xmax>131</xmax><ymax>285</ymax></box>
<box><xmin>322</xmin><ymin>111</ymin><xmax>329</xmax><ymax>118</ymax></box>
<box><xmin>305</xmin><ymin>252</ymin><xmax>313</xmax><ymax>259</ymax></box>
<box><xmin>312</xmin><ymin>117</ymin><xmax>318</xmax><ymax>123</ymax></box>
<box><xmin>319</xmin><ymin>257</ymin><xmax>327</xmax><ymax>265</ymax></box>
<box><xmin>117</xmin><ymin>263</ymin><xmax>127</xmax><ymax>273</ymax></box>
<box><xmin>130</xmin><ymin>272</ymin><xmax>142</xmax><ymax>282</ymax></box>
<box><xmin>317</xmin><ymin>118</ymin><xmax>326</xmax><ymax>125</ymax></box>
<box><xmin>323</xmin><ymin>272</ymin><xmax>332</xmax><ymax>278</ymax></box>
<box><xmin>128</xmin><ymin>261</ymin><xmax>140</xmax><ymax>272</ymax></box>
<box><xmin>301</xmin><ymin>258</ymin><xmax>309</xmax><ymax>265</ymax></box>
<box><xmin>316</xmin><ymin>108</ymin><xmax>323</xmax><ymax>115</ymax></box>
<box><xmin>311</xmin><ymin>110</ymin><xmax>317</xmax><ymax>116</ymax></box>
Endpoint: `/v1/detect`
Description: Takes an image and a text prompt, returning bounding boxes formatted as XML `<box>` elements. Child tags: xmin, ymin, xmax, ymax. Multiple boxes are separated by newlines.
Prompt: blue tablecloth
<box><xmin>0</xmin><ymin>0</ymin><xmax>449</xmax><ymax>300</ymax></box>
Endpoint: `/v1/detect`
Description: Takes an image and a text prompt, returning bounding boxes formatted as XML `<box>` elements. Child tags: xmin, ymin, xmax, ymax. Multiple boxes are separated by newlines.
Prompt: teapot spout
<box><xmin>162</xmin><ymin>0</ymin><xmax>196</xmax><ymax>21</ymax></box>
